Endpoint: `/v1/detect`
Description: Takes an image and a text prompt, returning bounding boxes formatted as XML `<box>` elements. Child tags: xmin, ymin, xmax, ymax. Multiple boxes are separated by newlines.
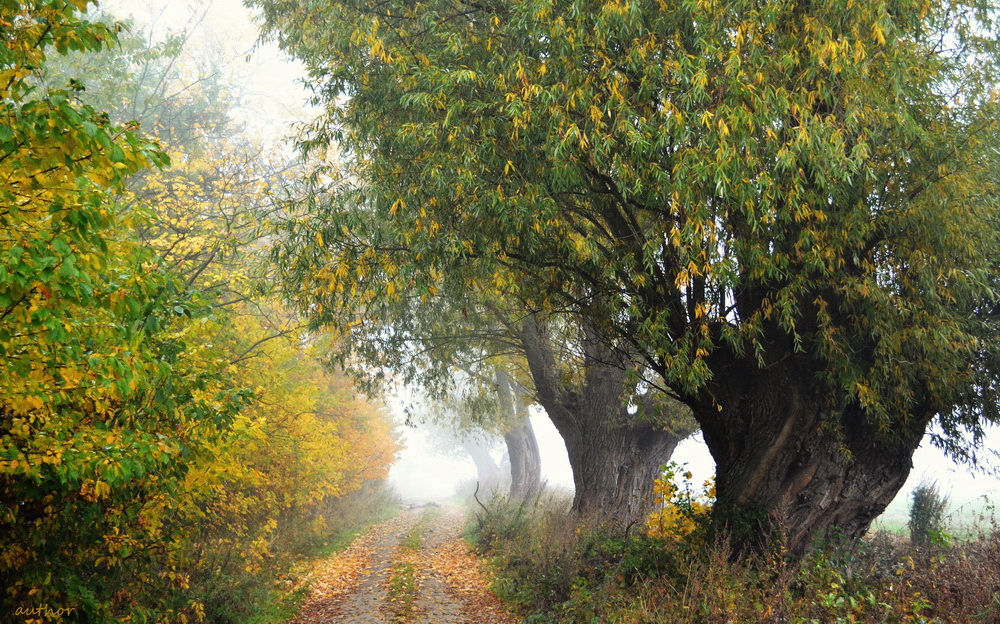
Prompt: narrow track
<box><xmin>289</xmin><ymin>504</ymin><xmax>518</xmax><ymax>624</ymax></box>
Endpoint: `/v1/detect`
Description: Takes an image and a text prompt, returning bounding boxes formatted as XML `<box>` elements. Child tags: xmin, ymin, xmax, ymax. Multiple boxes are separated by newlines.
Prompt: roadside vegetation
<box><xmin>469</xmin><ymin>483</ymin><xmax>1000</xmax><ymax>624</ymax></box>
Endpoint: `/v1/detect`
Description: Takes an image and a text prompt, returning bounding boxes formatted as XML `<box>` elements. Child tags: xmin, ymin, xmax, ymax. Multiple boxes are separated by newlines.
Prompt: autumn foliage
<box><xmin>645</xmin><ymin>464</ymin><xmax>714</xmax><ymax>541</ymax></box>
<box><xmin>0</xmin><ymin>3</ymin><xmax>398</xmax><ymax>622</ymax></box>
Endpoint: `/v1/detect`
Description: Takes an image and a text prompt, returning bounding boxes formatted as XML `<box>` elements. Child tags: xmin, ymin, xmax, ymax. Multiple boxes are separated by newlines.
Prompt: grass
<box><xmin>387</xmin><ymin>559</ymin><xmax>419</xmax><ymax>622</ymax></box>
<box><xmin>469</xmin><ymin>493</ymin><xmax>1000</xmax><ymax>624</ymax></box>
<box><xmin>243</xmin><ymin>587</ymin><xmax>309</xmax><ymax>624</ymax></box>
<box><xmin>387</xmin><ymin>506</ymin><xmax>438</xmax><ymax>622</ymax></box>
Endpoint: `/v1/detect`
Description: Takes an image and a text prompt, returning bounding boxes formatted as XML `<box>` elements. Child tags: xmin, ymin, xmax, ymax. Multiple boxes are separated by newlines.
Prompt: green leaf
<box><xmin>109</xmin><ymin>144</ymin><xmax>126</xmax><ymax>163</ymax></box>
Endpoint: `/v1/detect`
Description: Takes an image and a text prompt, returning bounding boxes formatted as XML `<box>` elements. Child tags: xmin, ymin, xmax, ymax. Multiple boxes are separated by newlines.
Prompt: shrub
<box><xmin>645</xmin><ymin>463</ymin><xmax>714</xmax><ymax>541</ymax></box>
<box><xmin>470</xmin><ymin>476</ymin><xmax>1000</xmax><ymax>623</ymax></box>
<box><xmin>908</xmin><ymin>480</ymin><xmax>950</xmax><ymax>546</ymax></box>
<box><xmin>469</xmin><ymin>492</ymin><xmax>625</xmax><ymax>616</ymax></box>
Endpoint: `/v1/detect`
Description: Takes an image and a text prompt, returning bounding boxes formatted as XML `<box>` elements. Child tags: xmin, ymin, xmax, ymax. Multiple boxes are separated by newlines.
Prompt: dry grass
<box><xmin>470</xmin><ymin>494</ymin><xmax>1000</xmax><ymax>624</ymax></box>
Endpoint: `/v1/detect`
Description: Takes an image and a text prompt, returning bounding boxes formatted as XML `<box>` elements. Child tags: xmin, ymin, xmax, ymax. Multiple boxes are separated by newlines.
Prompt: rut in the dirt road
<box><xmin>289</xmin><ymin>504</ymin><xmax>519</xmax><ymax>624</ymax></box>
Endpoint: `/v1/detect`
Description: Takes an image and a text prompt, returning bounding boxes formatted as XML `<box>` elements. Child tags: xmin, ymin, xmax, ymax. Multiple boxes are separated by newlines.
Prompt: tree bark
<box><xmin>694</xmin><ymin>353</ymin><xmax>929</xmax><ymax>556</ymax></box>
<box><xmin>495</xmin><ymin>369</ymin><xmax>542</xmax><ymax>503</ymax></box>
<box><xmin>504</xmin><ymin>416</ymin><xmax>542</xmax><ymax>503</ymax></box>
<box><xmin>565</xmin><ymin>410</ymin><xmax>683</xmax><ymax>526</ymax></box>
<box><xmin>519</xmin><ymin>315</ymin><xmax>692</xmax><ymax>527</ymax></box>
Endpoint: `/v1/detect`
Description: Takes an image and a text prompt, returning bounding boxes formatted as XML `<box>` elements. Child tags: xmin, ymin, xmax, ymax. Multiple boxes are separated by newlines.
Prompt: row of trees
<box><xmin>253</xmin><ymin>0</ymin><xmax>1000</xmax><ymax>555</ymax></box>
<box><xmin>1</xmin><ymin>3</ymin><xmax>397</xmax><ymax>621</ymax></box>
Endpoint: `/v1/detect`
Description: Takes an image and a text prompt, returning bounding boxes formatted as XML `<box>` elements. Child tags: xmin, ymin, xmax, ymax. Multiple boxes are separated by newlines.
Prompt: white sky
<box><xmin>104</xmin><ymin>0</ymin><xmax>1000</xmax><ymax>529</ymax></box>
<box><xmin>103</xmin><ymin>0</ymin><xmax>313</xmax><ymax>143</ymax></box>
<box><xmin>390</xmin><ymin>402</ymin><xmax>1000</xmax><ymax>527</ymax></box>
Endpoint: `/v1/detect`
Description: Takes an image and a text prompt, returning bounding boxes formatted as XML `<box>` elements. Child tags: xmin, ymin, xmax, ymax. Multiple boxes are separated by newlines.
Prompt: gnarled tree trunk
<box><xmin>504</xmin><ymin>416</ymin><xmax>542</xmax><ymax>503</ymax></box>
<box><xmin>564</xmin><ymin>412</ymin><xmax>683</xmax><ymax>525</ymax></box>
<box><xmin>519</xmin><ymin>315</ymin><xmax>692</xmax><ymax>528</ymax></box>
<box><xmin>695</xmin><ymin>354</ymin><xmax>929</xmax><ymax>556</ymax></box>
<box><xmin>462</xmin><ymin>437</ymin><xmax>504</xmax><ymax>497</ymax></box>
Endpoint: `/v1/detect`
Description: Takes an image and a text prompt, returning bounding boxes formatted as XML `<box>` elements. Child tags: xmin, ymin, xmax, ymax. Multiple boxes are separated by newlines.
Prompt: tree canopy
<box><xmin>255</xmin><ymin>0</ymin><xmax>1000</xmax><ymax>551</ymax></box>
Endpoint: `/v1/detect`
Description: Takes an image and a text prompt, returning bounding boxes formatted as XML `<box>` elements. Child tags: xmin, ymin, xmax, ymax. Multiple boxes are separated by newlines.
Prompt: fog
<box><xmin>387</xmin><ymin>405</ymin><xmax>574</xmax><ymax>503</ymax></box>
<box><xmin>389</xmin><ymin>392</ymin><xmax>1000</xmax><ymax>527</ymax></box>
<box><xmin>102</xmin><ymin>0</ymin><xmax>313</xmax><ymax>143</ymax></box>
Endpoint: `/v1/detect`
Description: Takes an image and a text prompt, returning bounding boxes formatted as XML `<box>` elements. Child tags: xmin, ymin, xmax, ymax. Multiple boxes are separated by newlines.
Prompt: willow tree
<box><xmin>254</xmin><ymin>0</ymin><xmax>1000</xmax><ymax>553</ymax></box>
<box><xmin>282</xmin><ymin>253</ymin><xmax>695</xmax><ymax>524</ymax></box>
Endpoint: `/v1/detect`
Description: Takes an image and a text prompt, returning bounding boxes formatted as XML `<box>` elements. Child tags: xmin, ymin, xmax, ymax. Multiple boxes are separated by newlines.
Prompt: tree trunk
<box><xmin>504</xmin><ymin>416</ymin><xmax>542</xmax><ymax>503</ymax></box>
<box><xmin>694</xmin><ymin>354</ymin><xmax>929</xmax><ymax>556</ymax></box>
<box><xmin>462</xmin><ymin>438</ymin><xmax>504</xmax><ymax>496</ymax></box>
<box><xmin>495</xmin><ymin>369</ymin><xmax>542</xmax><ymax>503</ymax></box>
<box><xmin>519</xmin><ymin>315</ymin><xmax>692</xmax><ymax>528</ymax></box>
<box><xmin>564</xmin><ymin>414</ymin><xmax>683</xmax><ymax>526</ymax></box>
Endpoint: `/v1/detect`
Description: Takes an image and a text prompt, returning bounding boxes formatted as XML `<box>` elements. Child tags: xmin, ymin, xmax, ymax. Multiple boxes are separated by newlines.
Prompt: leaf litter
<box><xmin>288</xmin><ymin>505</ymin><xmax>519</xmax><ymax>623</ymax></box>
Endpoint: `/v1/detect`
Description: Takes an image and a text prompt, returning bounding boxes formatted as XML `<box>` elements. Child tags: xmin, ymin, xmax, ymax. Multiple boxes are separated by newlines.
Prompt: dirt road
<box><xmin>289</xmin><ymin>504</ymin><xmax>518</xmax><ymax>624</ymax></box>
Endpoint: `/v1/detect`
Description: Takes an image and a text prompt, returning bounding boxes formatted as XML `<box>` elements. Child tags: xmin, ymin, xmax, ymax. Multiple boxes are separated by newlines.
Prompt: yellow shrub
<box><xmin>646</xmin><ymin>464</ymin><xmax>715</xmax><ymax>540</ymax></box>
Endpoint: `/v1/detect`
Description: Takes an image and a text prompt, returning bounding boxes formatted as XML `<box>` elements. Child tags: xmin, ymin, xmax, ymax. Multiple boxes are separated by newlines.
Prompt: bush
<box><xmin>470</xmin><ymin>486</ymin><xmax>1000</xmax><ymax>623</ymax></box>
<box><xmin>909</xmin><ymin>480</ymin><xmax>950</xmax><ymax>546</ymax></box>
<box><xmin>646</xmin><ymin>463</ymin><xmax>714</xmax><ymax>542</ymax></box>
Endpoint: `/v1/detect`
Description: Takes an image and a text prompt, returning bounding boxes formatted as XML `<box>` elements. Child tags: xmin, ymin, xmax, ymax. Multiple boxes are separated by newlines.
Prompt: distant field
<box><xmin>871</xmin><ymin>492</ymin><xmax>997</xmax><ymax>538</ymax></box>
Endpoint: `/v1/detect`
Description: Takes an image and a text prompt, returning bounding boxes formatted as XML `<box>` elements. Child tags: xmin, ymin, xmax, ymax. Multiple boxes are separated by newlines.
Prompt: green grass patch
<box><xmin>242</xmin><ymin>586</ymin><xmax>310</xmax><ymax>624</ymax></box>
<box><xmin>387</xmin><ymin>560</ymin><xmax>419</xmax><ymax>622</ymax></box>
